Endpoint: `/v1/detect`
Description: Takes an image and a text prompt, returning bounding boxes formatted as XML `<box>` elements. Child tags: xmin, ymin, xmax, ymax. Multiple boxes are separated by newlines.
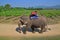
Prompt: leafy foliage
<box><xmin>4</xmin><ymin>4</ymin><xmax>11</xmax><ymax>10</ymax></box>
<box><xmin>0</xmin><ymin>4</ymin><xmax>60</xmax><ymax>17</ymax></box>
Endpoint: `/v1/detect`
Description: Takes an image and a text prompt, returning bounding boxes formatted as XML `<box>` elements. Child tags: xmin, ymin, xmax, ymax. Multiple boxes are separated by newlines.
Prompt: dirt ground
<box><xmin>0</xmin><ymin>23</ymin><xmax>60</xmax><ymax>37</ymax></box>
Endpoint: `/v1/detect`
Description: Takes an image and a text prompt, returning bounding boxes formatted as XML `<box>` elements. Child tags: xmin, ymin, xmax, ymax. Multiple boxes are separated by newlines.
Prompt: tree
<box><xmin>4</xmin><ymin>4</ymin><xmax>11</xmax><ymax>10</ymax></box>
<box><xmin>0</xmin><ymin>6</ymin><xmax>4</xmax><ymax>12</ymax></box>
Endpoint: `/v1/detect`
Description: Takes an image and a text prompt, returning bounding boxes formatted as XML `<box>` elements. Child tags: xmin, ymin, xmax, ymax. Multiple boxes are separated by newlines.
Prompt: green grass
<box><xmin>0</xmin><ymin>9</ymin><xmax>60</xmax><ymax>18</ymax></box>
<box><xmin>0</xmin><ymin>37</ymin><xmax>18</xmax><ymax>40</ymax></box>
<box><xmin>0</xmin><ymin>35</ymin><xmax>60</xmax><ymax>40</ymax></box>
<box><xmin>40</xmin><ymin>10</ymin><xmax>60</xmax><ymax>17</ymax></box>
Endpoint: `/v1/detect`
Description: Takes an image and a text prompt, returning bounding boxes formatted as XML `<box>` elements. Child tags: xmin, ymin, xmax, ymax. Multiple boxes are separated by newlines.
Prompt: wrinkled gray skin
<box><xmin>18</xmin><ymin>15</ymin><xmax>48</xmax><ymax>34</ymax></box>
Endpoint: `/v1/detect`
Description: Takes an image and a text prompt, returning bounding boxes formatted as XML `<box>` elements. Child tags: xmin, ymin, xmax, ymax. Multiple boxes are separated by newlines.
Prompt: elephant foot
<box><xmin>32</xmin><ymin>31</ymin><xmax>35</xmax><ymax>33</ymax></box>
<box><xmin>23</xmin><ymin>29</ymin><xmax>27</xmax><ymax>34</ymax></box>
<box><xmin>31</xmin><ymin>30</ymin><xmax>35</xmax><ymax>33</ymax></box>
<box><xmin>39</xmin><ymin>32</ymin><xmax>43</xmax><ymax>33</ymax></box>
<box><xmin>23</xmin><ymin>32</ymin><xmax>26</xmax><ymax>34</ymax></box>
<box><xmin>43</xmin><ymin>29</ymin><xmax>47</xmax><ymax>32</ymax></box>
<box><xmin>38</xmin><ymin>30</ymin><xmax>43</xmax><ymax>33</ymax></box>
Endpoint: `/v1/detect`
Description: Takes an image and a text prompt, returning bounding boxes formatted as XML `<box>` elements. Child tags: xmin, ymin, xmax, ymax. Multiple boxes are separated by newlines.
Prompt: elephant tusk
<box><xmin>20</xmin><ymin>25</ymin><xmax>23</xmax><ymax>27</ymax></box>
<box><xmin>20</xmin><ymin>25</ymin><xmax>26</xmax><ymax>27</ymax></box>
<box><xmin>23</xmin><ymin>25</ymin><xmax>26</xmax><ymax>27</ymax></box>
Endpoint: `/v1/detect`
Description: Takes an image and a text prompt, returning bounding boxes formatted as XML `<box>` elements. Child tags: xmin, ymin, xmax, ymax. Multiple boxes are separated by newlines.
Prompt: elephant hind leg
<box><xmin>39</xmin><ymin>25</ymin><xmax>44</xmax><ymax>33</ymax></box>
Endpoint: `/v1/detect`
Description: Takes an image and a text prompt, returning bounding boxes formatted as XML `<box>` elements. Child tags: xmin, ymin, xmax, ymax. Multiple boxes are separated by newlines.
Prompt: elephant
<box><xmin>18</xmin><ymin>15</ymin><xmax>48</xmax><ymax>34</ymax></box>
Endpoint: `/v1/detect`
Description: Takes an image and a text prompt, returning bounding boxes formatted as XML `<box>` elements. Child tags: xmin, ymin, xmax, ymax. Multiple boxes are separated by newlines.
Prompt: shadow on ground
<box><xmin>16</xmin><ymin>27</ymin><xmax>41</xmax><ymax>34</ymax></box>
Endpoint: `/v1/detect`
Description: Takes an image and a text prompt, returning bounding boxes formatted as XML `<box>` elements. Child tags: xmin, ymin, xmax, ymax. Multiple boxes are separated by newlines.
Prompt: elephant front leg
<box><xmin>23</xmin><ymin>26</ymin><xmax>26</xmax><ymax>34</ymax></box>
<box><xmin>31</xmin><ymin>26</ymin><xmax>35</xmax><ymax>33</ymax></box>
<box><xmin>22</xmin><ymin>25</ymin><xmax>28</xmax><ymax>34</ymax></box>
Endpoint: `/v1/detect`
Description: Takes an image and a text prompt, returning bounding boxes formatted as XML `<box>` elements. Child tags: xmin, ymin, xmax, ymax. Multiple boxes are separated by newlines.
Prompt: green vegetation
<box><xmin>0</xmin><ymin>37</ymin><xmax>18</xmax><ymax>40</ymax></box>
<box><xmin>0</xmin><ymin>35</ymin><xmax>60</xmax><ymax>40</ymax></box>
<box><xmin>0</xmin><ymin>4</ymin><xmax>60</xmax><ymax>18</ymax></box>
<box><xmin>0</xmin><ymin>9</ymin><xmax>60</xmax><ymax>17</ymax></box>
<box><xmin>40</xmin><ymin>10</ymin><xmax>60</xmax><ymax>18</ymax></box>
<box><xmin>20</xmin><ymin>35</ymin><xmax>60</xmax><ymax>40</ymax></box>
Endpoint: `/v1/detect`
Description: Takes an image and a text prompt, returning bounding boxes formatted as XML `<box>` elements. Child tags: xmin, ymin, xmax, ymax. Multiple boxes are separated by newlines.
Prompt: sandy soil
<box><xmin>0</xmin><ymin>23</ymin><xmax>60</xmax><ymax>37</ymax></box>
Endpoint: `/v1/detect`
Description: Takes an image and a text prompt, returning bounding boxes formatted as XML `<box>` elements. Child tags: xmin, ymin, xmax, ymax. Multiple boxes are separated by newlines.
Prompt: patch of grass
<box><xmin>0</xmin><ymin>37</ymin><xmax>18</xmax><ymax>40</ymax></box>
<box><xmin>20</xmin><ymin>35</ymin><xmax>60</xmax><ymax>40</ymax></box>
<box><xmin>0</xmin><ymin>35</ymin><xmax>60</xmax><ymax>40</ymax></box>
<box><xmin>0</xmin><ymin>9</ymin><xmax>60</xmax><ymax>18</ymax></box>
